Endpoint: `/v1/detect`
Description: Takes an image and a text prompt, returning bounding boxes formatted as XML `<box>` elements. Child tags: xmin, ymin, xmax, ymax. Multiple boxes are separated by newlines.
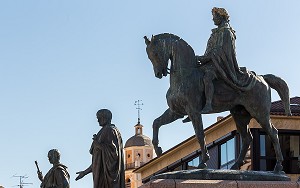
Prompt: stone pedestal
<box><xmin>151</xmin><ymin>169</ymin><xmax>291</xmax><ymax>181</ymax></box>
<box><xmin>140</xmin><ymin>179</ymin><xmax>300</xmax><ymax>188</ymax></box>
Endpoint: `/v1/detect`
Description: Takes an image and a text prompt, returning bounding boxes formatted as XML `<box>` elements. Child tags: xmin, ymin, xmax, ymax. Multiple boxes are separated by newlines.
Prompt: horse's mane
<box><xmin>153</xmin><ymin>33</ymin><xmax>195</xmax><ymax>55</ymax></box>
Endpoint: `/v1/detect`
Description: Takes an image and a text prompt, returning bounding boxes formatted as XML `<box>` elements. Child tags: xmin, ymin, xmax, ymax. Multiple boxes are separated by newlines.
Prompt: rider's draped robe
<box><xmin>90</xmin><ymin>124</ymin><xmax>125</xmax><ymax>188</ymax></box>
<box><xmin>204</xmin><ymin>23</ymin><xmax>256</xmax><ymax>91</ymax></box>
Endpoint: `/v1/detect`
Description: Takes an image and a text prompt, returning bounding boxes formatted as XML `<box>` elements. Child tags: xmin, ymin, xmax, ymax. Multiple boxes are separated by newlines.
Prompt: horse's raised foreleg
<box><xmin>230</xmin><ymin>107</ymin><xmax>252</xmax><ymax>170</ymax></box>
<box><xmin>152</xmin><ymin>108</ymin><xmax>184</xmax><ymax>156</ymax></box>
<box><xmin>188</xmin><ymin>112</ymin><xmax>209</xmax><ymax>169</ymax></box>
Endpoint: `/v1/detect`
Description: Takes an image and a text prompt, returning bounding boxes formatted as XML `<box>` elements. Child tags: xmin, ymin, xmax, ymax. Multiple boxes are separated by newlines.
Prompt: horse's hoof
<box><xmin>155</xmin><ymin>147</ymin><xmax>163</xmax><ymax>157</ymax></box>
<box><xmin>273</xmin><ymin>171</ymin><xmax>285</xmax><ymax>175</ymax></box>
<box><xmin>273</xmin><ymin>163</ymin><xmax>283</xmax><ymax>173</ymax></box>
<box><xmin>203</xmin><ymin>153</ymin><xmax>210</xmax><ymax>162</ymax></box>
<box><xmin>198</xmin><ymin>163</ymin><xmax>207</xmax><ymax>169</ymax></box>
<box><xmin>230</xmin><ymin>161</ymin><xmax>244</xmax><ymax>170</ymax></box>
<box><xmin>230</xmin><ymin>164</ymin><xmax>240</xmax><ymax>170</ymax></box>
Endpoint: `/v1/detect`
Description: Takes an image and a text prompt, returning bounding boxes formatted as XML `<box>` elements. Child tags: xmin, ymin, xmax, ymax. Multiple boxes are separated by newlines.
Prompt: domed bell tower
<box><xmin>124</xmin><ymin>100</ymin><xmax>154</xmax><ymax>188</ymax></box>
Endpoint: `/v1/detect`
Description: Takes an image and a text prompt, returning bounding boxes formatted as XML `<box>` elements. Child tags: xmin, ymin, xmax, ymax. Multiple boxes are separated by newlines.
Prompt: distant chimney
<box><xmin>217</xmin><ymin>116</ymin><xmax>224</xmax><ymax>121</ymax></box>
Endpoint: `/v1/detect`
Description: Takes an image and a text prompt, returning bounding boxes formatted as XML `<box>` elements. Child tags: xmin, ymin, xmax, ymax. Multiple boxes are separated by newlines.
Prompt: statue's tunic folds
<box><xmin>40</xmin><ymin>164</ymin><xmax>70</xmax><ymax>188</ymax></box>
<box><xmin>90</xmin><ymin>124</ymin><xmax>125</xmax><ymax>188</ymax></box>
<box><xmin>205</xmin><ymin>24</ymin><xmax>256</xmax><ymax>91</ymax></box>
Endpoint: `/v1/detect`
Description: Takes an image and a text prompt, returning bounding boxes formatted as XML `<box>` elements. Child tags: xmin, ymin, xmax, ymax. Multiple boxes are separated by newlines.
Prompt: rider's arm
<box><xmin>196</xmin><ymin>55</ymin><xmax>211</xmax><ymax>64</ymax></box>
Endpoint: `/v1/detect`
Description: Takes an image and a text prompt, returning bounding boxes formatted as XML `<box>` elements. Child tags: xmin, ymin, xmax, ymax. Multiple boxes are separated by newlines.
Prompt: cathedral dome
<box><xmin>124</xmin><ymin>123</ymin><xmax>153</xmax><ymax>148</ymax></box>
<box><xmin>125</xmin><ymin>134</ymin><xmax>152</xmax><ymax>148</ymax></box>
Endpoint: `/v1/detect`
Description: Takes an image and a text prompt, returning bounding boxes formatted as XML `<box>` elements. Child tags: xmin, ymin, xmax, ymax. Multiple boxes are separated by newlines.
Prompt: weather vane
<box><xmin>134</xmin><ymin>100</ymin><xmax>143</xmax><ymax>123</ymax></box>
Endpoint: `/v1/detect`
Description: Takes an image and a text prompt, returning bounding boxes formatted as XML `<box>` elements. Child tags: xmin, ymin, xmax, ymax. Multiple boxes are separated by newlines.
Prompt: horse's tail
<box><xmin>262</xmin><ymin>74</ymin><xmax>292</xmax><ymax>116</ymax></box>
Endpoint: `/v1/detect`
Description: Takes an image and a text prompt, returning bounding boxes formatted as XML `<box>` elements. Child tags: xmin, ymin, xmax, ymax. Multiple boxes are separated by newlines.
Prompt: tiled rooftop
<box><xmin>271</xmin><ymin>97</ymin><xmax>300</xmax><ymax>116</ymax></box>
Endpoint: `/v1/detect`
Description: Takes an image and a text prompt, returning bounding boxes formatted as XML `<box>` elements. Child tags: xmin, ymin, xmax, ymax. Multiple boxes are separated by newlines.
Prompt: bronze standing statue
<box><xmin>36</xmin><ymin>149</ymin><xmax>70</xmax><ymax>188</ymax></box>
<box><xmin>144</xmin><ymin>7</ymin><xmax>291</xmax><ymax>173</ymax></box>
<box><xmin>75</xmin><ymin>109</ymin><xmax>125</xmax><ymax>188</ymax></box>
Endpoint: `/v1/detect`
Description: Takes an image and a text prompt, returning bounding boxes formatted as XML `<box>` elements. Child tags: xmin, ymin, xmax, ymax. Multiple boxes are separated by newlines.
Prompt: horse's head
<box><xmin>144</xmin><ymin>35</ymin><xmax>170</xmax><ymax>79</ymax></box>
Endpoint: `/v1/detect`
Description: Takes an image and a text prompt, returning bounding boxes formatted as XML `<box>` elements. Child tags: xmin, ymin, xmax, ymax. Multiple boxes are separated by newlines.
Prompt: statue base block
<box><xmin>151</xmin><ymin>169</ymin><xmax>291</xmax><ymax>181</ymax></box>
<box><xmin>140</xmin><ymin>179</ymin><xmax>300</xmax><ymax>188</ymax></box>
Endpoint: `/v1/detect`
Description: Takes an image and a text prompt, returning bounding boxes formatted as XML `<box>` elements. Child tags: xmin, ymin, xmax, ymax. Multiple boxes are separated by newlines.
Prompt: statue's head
<box><xmin>212</xmin><ymin>7</ymin><xmax>230</xmax><ymax>25</ymax></box>
<box><xmin>96</xmin><ymin>109</ymin><xmax>112</xmax><ymax>126</ymax></box>
<box><xmin>48</xmin><ymin>149</ymin><xmax>60</xmax><ymax>164</ymax></box>
<box><xmin>144</xmin><ymin>35</ymin><xmax>171</xmax><ymax>79</ymax></box>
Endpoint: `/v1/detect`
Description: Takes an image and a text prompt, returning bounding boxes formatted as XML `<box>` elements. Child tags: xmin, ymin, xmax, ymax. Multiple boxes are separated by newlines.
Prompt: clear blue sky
<box><xmin>0</xmin><ymin>0</ymin><xmax>299</xmax><ymax>187</ymax></box>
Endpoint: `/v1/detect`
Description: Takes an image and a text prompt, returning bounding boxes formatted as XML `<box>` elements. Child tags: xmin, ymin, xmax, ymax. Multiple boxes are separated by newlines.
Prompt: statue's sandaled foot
<box><xmin>182</xmin><ymin>116</ymin><xmax>191</xmax><ymax>123</ymax></box>
<box><xmin>201</xmin><ymin>104</ymin><xmax>212</xmax><ymax>113</ymax></box>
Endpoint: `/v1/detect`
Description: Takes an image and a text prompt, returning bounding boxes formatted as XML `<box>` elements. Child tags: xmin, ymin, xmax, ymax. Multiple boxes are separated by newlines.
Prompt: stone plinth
<box><xmin>139</xmin><ymin>179</ymin><xmax>300</xmax><ymax>188</ymax></box>
<box><xmin>151</xmin><ymin>169</ymin><xmax>291</xmax><ymax>181</ymax></box>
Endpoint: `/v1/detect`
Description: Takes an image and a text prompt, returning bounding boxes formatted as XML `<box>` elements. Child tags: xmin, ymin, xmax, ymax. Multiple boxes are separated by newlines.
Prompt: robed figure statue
<box><xmin>37</xmin><ymin>149</ymin><xmax>70</xmax><ymax>188</ymax></box>
<box><xmin>76</xmin><ymin>109</ymin><xmax>125</xmax><ymax>188</ymax></box>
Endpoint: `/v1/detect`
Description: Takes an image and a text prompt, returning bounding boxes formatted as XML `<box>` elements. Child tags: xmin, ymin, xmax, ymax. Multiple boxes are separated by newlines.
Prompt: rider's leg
<box><xmin>182</xmin><ymin>70</ymin><xmax>216</xmax><ymax>123</ymax></box>
<box><xmin>201</xmin><ymin>71</ymin><xmax>216</xmax><ymax>113</ymax></box>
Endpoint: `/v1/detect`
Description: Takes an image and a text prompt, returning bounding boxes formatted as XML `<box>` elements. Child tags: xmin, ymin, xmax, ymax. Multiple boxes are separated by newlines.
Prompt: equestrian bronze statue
<box><xmin>144</xmin><ymin>7</ymin><xmax>292</xmax><ymax>173</ymax></box>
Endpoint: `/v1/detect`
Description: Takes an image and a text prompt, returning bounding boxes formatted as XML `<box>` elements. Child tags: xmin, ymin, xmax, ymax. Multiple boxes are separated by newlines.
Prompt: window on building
<box><xmin>260</xmin><ymin>135</ymin><xmax>266</xmax><ymax>156</ymax></box>
<box><xmin>207</xmin><ymin>145</ymin><xmax>219</xmax><ymax>169</ymax></box>
<box><xmin>168</xmin><ymin>154</ymin><xmax>201</xmax><ymax>171</ymax></box>
<box><xmin>170</xmin><ymin>163</ymin><xmax>185</xmax><ymax>171</ymax></box>
<box><xmin>187</xmin><ymin>156</ymin><xmax>201</xmax><ymax>170</ymax></box>
<box><xmin>259</xmin><ymin>134</ymin><xmax>275</xmax><ymax>171</ymax></box>
<box><xmin>220</xmin><ymin>137</ymin><xmax>236</xmax><ymax>169</ymax></box>
<box><xmin>259</xmin><ymin>133</ymin><xmax>300</xmax><ymax>173</ymax></box>
<box><xmin>125</xmin><ymin>178</ymin><xmax>131</xmax><ymax>188</ymax></box>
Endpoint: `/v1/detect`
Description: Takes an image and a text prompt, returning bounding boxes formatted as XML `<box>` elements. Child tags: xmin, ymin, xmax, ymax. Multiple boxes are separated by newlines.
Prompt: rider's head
<box><xmin>212</xmin><ymin>7</ymin><xmax>230</xmax><ymax>24</ymax></box>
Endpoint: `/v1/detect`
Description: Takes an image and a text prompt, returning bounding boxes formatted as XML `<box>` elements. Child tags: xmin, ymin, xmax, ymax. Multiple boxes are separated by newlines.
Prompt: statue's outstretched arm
<box><xmin>75</xmin><ymin>165</ymin><xmax>92</xmax><ymax>181</ymax></box>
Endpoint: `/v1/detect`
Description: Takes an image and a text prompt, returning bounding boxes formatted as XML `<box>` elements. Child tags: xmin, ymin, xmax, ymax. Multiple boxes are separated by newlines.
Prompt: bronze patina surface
<box><xmin>144</xmin><ymin>7</ymin><xmax>291</xmax><ymax>174</ymax></box>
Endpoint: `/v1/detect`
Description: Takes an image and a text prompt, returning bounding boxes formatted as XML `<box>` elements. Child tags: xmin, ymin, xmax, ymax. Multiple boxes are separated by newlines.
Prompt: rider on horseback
<box><xmin>183</xmin><ymin>7</ymin><xmax>256</xmax><ymax>123</ymax></box>
<box><xmin>198</xmin><ymin>7</ymin><xmax>256</xmax><ymax>113</ymax></box>
<box><xmin>144</xmin><ymin>8</ymin><xmax>291</xmax><ymax>172</ymax></box>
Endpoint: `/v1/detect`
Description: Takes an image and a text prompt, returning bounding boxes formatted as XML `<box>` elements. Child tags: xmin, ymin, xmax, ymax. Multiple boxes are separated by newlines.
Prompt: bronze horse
<box><xmin>144</xmin><ymin>33</ymin><xmax>291</xmax><ymax>172</ymax></box>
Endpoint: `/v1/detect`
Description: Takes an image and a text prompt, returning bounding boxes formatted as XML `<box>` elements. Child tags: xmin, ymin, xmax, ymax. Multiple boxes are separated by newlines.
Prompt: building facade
<box><xmin>134</xmin><ymin>97</ymin><xmax>300</xmax><ymax>183</ymax></box>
